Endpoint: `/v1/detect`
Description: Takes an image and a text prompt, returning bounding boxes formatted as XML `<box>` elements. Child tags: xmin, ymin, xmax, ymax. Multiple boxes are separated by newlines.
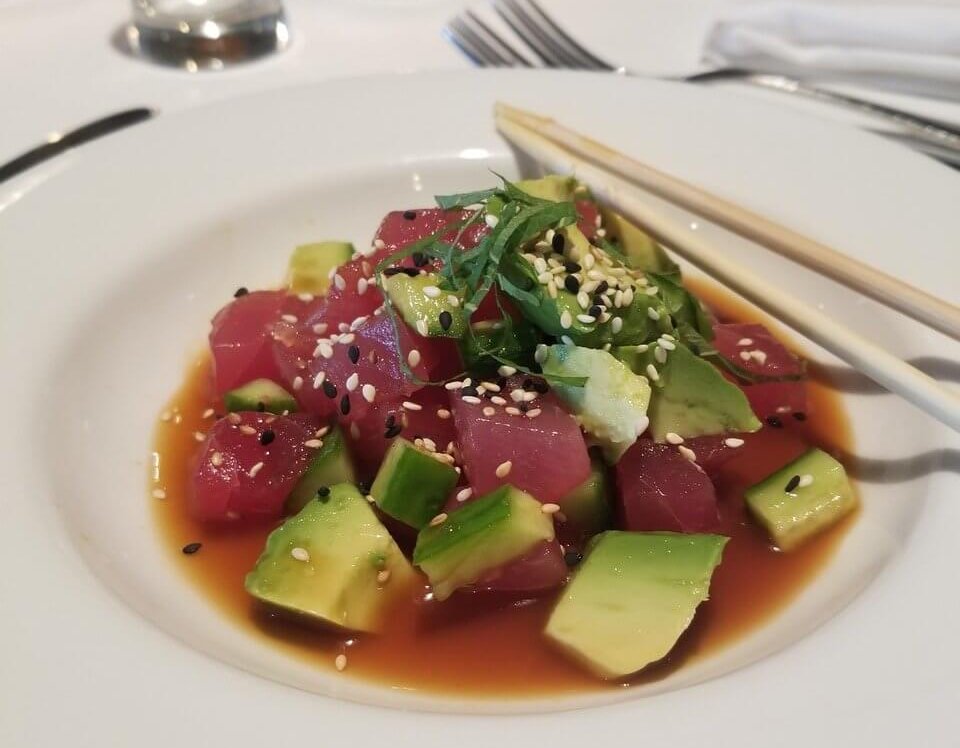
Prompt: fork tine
<box><xmin>444</xmin><ymin>23</ymin><xmax>493</xmax><ymax>67</ymax></box>
<box><xmin>448</xmin><ymin>17</ymin><xmax>509</xmax><ymax>67</ymax></box>
<box><xmin>522</xmin><ymin>0</ymin><xmax>614</xmax><ymax>70</ymax></box>
<box><xmin>463</xmin><ymin>11</ymin><xmax>536</xmax><ymax>68</ymax></box>
<box><xmin>498</xmin><ymin>0</ymin><xmax>588</xmax><ymax>69</ymax></box>
<box><xmin>492</xmin><ymin>0</ymin><xmax>563</xmax><ymax>67</ymax></box>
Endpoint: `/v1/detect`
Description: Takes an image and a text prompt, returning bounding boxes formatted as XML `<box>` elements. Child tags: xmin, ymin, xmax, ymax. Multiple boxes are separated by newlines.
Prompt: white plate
<box><xmin>2</xmin><ymin>70</ymin><xmax>959</xmax><ymax>747</ymax></box>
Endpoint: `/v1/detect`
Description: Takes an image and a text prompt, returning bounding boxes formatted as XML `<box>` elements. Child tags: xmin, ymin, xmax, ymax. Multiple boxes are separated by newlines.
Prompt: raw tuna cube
<box><xmin>372</xmin><ymin>208</ymin><xmax>488</xmax><ymax>264</ymax></box>
<box><xmin>712</xmin><ymin>322</ymin><xmax>804</xmax><ymax>378</ymax></box>
<box><xmin>614</xmin><ymin>439</ymin><xmax>720</xmax><ymax>533</ymax></box>
<box><xmin>741</xmin><ymin>380</ymin><xmax>808</xmax><ymax>420</ymax></box>
<box><xmin>476</xmin><ymin>539</ymin><xmax>567</xmax><ymax>594</ymax></box>
<box><xmin>190</xmin><ymin>412</ymin><xmax>319</xmax><ymax>522</ymax></box>
<box><xmin>452</xmin><ymin>376</ymin><xmax>591</xmax><ymax>504</ymax></box>
<box><xmin>575</xmin><ymin>199</ymin><xmax>600</xmax><ymax>240</ymax></box>
<box><xmin>209</xmin><ymin>291</ymin><xmax>288</xmax><ymax>394</ymax></box>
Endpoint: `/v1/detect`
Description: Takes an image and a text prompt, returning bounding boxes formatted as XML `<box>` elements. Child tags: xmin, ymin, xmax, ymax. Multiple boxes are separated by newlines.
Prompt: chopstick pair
<box><xmin>494</xmin><ymin>103</ymin><xmax>960</xmax><ymax>433</ymax></box>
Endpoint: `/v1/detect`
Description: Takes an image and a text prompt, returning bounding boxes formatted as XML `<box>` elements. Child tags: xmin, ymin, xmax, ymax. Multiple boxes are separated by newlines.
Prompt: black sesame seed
<box><xmin>766</xmin><ymin>415</ymin><xmax>783</xmax><ymax>428</ymax></box>
<box><xmin>322</xmin><ymin>380</ymin><xmax>338</xmax><ymax>399</ymax></box>
<box><xmin>531</xmin><ymin>379</ymin><xmax>549</xmax><ymax>394</ymax></box>
<box><xmin>496</xmin><ymin>376</ymin><xmax>508</xmax><ymax>389</ymax></box>
<box><xmin>461</xmin><ymin>386</ymin><xmax>478</xmax><ymax>398</ymax></box>
<box><xmin>256</xmin><ymin>401</ymin><xmax>266</xmax><ymax>413</ymax></box>
<box><xmin>563</xmin><ymin>549</ymin><xmax>583</xmax><ymax>568</ymax></box>
<box><xmin>384</xmin><ymin>413</ymin><xmax>396</xmax><ymax>429</ymax></box>
<box><xmin>438</xmin><ymin>311</ymin><xmax>453</xmax><ymax>331</ymax></box>
<box><xmin>784</xmin><ymin>474</ymin><xmax>801</xmax><ymax>493</ymax></box>
<box><xmin>182</xmin><ymin>542</ymin><xmax>202</xmax><ymax>555</ymax></box>
<box><xmin>233</xmin><ymin>287</ymin><xmax>249</xmax><ymax>298</ymax></box>
<box><xmin>384</xmin><ymin>424</ymin><xmax>403</xmax><ymax>439</ymax></box>
<box><xmin>339</xmin><ymin>395</ymin><xmax>351</xmax><ymax>415</ymax></box>
<box><xmin>596</xmin><ymin>281</ymin><xmax>609</xmax><ymax>294</ymax></box>
<box><xmin>564</xmin><ymin>275</ymin><xmax>581</xmax><ymax>294</ymax></box>
<box><xmin>403</xmin><ymin>210</ymin><xmax>417</xmax><ymax>220</ymax></box>
<box><xmin>348</xmin><ymin>345</ymin><xmax>360</xmax><ymax>364</ymax></box>
<box><xmin>564</xmin><ymin>261</ymin><xmax>580</xmax><ymax>273</ymax></box>
<box><xmin>793</xmin><ymin>412</ymin><xmax>807</xmax><ymax>421</ymax></box>
<box><xmin>551</xmin><ymin>233</ymin><xmax>565</xmax><ymax>252</ymax></box>
<box><xmin>589</xmin><ymin>304</ymin><xmax>603</xmax><ymax>318</ymax></box>
<box><xmin>522</xmin><ymin>378</ymin><xmax>533</xmax><ymax>389</ymax></box>
<box><xmin>357</xmin><ymin>481</ymin><xmax>370</xmax><ymax>495</ymax></box>
<box><xmin>317</xmin><ymin>485</ymin><xmax>331</xmax><ymax>497</ymax></box>
<box><xmin>383</xmin><ymin>267</ymin><xmax>420</xmax><ymax>277</ymax></box>
<box><xmin>519</xmin><ymin>402</ymin><xmax>529</xmax><ymax>413</ymax></box>
<box><xmin>259</xmin><ymin>429</ymin><xmax>275</xmax><ymax>446</ymax></box>
<box><xmin>412</xmin><ymin>251</ymin><xmax>429</xmax><ymax>268</ymax></box>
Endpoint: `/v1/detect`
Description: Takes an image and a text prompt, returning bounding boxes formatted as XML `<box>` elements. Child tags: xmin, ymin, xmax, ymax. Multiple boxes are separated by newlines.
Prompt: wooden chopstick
<box><xmin>494</xmin><ymin>104</ymin><xmax>960</xmax><ymax>433</ymax></box>
<box><xmin>496</xmin><ymin>103</ymin><xmax>960</xmax><ymax>343</ymax></box>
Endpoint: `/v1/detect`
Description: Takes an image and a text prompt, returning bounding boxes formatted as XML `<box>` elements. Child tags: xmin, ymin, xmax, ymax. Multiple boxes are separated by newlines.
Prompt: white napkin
<box><xmin>703</xmin><ymin>2</ymin><xmax>960</xmax><ymax>99</ymax></box>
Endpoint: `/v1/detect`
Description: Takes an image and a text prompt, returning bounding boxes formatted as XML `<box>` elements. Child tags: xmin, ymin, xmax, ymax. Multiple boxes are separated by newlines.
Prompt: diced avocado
<box><xmin>223</xmin><ymin>379</ymin><xmax>298</xmax><ymax>414</ymax></box>
<box><xmin>558</xmin><ymin>455</ymin><xmax>611</xmax><ymax>538</ymax></box>
<box><xmin>371</xmin><ymin>438</ymin><xmax>459</xmax><ymax>529</ymax></box>
<box><xmin>285</xmin><ymin>426</ymin><xmax>356</xmax><ymax>513</ymax></box>
<box><xmin>245</xmin><ymin>483</ymin><xmax>415</xmax><ymax>633</ymax></box>
<box><xmin>382</xmin><ymin>271</ymin><xmax>466</xmax><ymax>338</ymax></box>
<box><xmin>545</xmin><ymin>531</ymin><xmax>727</xmax><ymax>678</ymax></box>
<box><xmin>614</xmin><ymin>342</ymin><xmax>760</xmax><ymax>442</ymax></box>
<box><xmin>514</xmin><ymin>174</ymin><xmax>578</xmax><ymax>203</ymax></box>
<box><xmin>286</xmin><ymin>241</ymin><xmax>355</xmax><ymax>294</ymax></box>
<box><xmin>745</xmin><ymin>448</ymin><xmax>857</xmax><ymax>551</ymax></box>
<box><xmin>600</xmin><ymin>209</ymin><xmax>679</xmax><ymax>274</ymax></box>
<box><xmin>541</xmin><ymin>345</ymin><xmax>651</xmax><ymax>462</ymax></box>
<box><xmin>459</xmin><ymin>317</ymin><xmax>541</xmax><ymax>374</ymax></box>
<box><xmin>413</xmin><ymin>485</ymin><xmax>555</xmax><ymax>601</ymax></box>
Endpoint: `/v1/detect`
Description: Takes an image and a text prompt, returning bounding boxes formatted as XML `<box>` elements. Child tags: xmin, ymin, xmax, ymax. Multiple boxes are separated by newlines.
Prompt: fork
<box><xmin>446</xmin><ymin>0</ymin><xmax>960</xmax><ymax>167</ymax></box>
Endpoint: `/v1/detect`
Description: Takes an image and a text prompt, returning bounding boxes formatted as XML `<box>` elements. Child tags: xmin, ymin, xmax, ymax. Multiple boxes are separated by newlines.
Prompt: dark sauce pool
<box><xmin>150</xmin><ymin>278</ymin><xmax>856</xmax><ymax>696</ymax></box>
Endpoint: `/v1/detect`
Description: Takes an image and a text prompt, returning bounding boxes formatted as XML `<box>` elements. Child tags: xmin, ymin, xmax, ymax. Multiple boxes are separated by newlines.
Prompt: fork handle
<box><xmin>688</xmin><ymin>68</ymin><xmax>960</xmax><ymax>158</ymax></box>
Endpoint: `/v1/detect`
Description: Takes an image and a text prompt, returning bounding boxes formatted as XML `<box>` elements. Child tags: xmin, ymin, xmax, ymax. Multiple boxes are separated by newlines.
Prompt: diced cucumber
<box><xmin>223</xmin><ymin>378</ymin><xmax>298</xmax><ymax>414</ymax></box>
<box><xmin>745</xmin><ymin>448</ymin><xmax>857</xmax><ymax>551</ymax></box>
<box><xmin>245</xmin><ymin>483</ymin><xmax>415</xmax><ymax>633</ymax></box>
<box><xmin>286</xmin><ymin>241</ymin><xmax>355</xmax><ymax>294</ymax></box>
<box><xmin>285</xmin><ymin>426</ymin><xmax>356</xmax><ymax>513</ymax></box>
<box><xmin>413</xmin><ymin>485</ymin><xmax>555</xmax><ymax>600</ymax></box>
<box><xmin>370</xmin><ymin>438</ymin><xmax>459</xmax><ymax>529</ymax></box>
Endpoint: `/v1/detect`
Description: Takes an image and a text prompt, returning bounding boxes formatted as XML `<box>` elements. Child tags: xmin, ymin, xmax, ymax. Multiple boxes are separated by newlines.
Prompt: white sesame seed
<box><xmin>211</xmin><ymin>451</ymin><xmax>224</xmax><ymax>467</ymax></box>
<box><xmin>660</xmin><ymin>333</ymin><xmax>675</xmax><ymax>342</ymax></box>
<box><xmin>292</xmin><ymin>376</ymin><xmax>304</xmax><ymax>391</ymax></box>
<box><xmin>541</xmin><ymin>503</ymin><xmax>561</xmax><ymax>514</ymax></box>
<box><xmin>248</xmin><ymin>461</ymin><xmax>264</xmax><ymax>478</ymax></box>
<box><xmin>151</xmin><ymin>488</ymin><xmax>167</xmax><ymax>499</ymax></box>
<box><xmin>534</xmin><ymin>344</ymin><xmax>549</xmax><ymax>364</ymax></box>
<box><xmin>583</xmin><ymin>253</ymin><xmax>596</xmax><ymax>270</ymax></box>
<box><xmin>239</xmin><ymin>425</ymin><xmax>257</xmax><ymax>435</ymax></box>
<box><xmin>533</xmin><ymin>257</ymin><xmax>548</xmax><ymax>274</ymax></box>
<box><xmin>560</xmin><ymin>335</ymin><xmax>575</xmax><ymax>346</ymax></box>
<box><xmin>432</xmin><ymin>452</ymin><xmax>456</xmax><ymax>465</ymax></box>
<box><xmin>537</xmin><ymin>271</ymin><xmax>553</xmax><ymax>285</ymax></box>
<box><xmin>444</xmin><ymin>381</ymin><xmax>463</xmax><ymax>391</ymax></box>
<box><xmin>488</xmin><ymin>396</ymin><xmax>506</xmax><ymax>406</ymax></box>
<box><xmin>335</xmin><ymin>654</ymin><xmax>347</xmax><ymax>671</ymax></box>
<box><xmin>678</xmin><ymin>445</ymin><xmax>697</xmax><ymax>462</ymax></box>
<box><xmin>350</xmin><ymin>316</ymin><xmax>368</xmax><ymax>331</ymax></box>
<box><xmin>521</xmin><ymin>391</ymin><xmax>538</xmax><ymax>402</ymax></box>
<box><xmin>333</xmin><ymin>273</ymin><xmax>346</xmax><ymax>291</ymax></box>
<box><xmin>304</xmin><ymin>439</ymin><xmax>323</xmax><ymax>448</ymax></box>
<box><xmin>316</xmin><ymin>341</ymin><xmax>334</xmax><ymax>359</ymax></box>
<box><xmin>456</xmin><ymin>487</ymin><xmax>473</xmax><ymax>502</ymax></box>
<box><xmin>227</xmin><ymin>412</ymin><xmax>242</xmax><ymax>424</ymax></box>
<box><xmin>547</xmin><ymin>280</ymin><xmax>558</xmax><ymax>299</ymax></box>
<box><xmin>356</xmin><ymin>278</ymin><xmax>369</xmax><ymax>296</ymax></box>
<box><xmin>401</xmin><ymin>400</ymin><xmax>422</xmax><ymax>412</ymax></box>
<box><xmin>312</xmin><ymin>322</ymin><xmax>328</xmax><ymax>334</ymax></box>
<box><xmin>362</xmin><ymin>384</ymin><xmax>377</xmax><ymax>403</ymax></box>
<box><xmin>344</xmin><ymin>373</ymin><xmax>359</xmax><ymax>392</ymax></box>
<box><xmin>312</xmin><ymin>371</ymin><xmax>326</xmax><ymax>389</ymax></box>
<box><xmin>560</xmin><ymin>310</ymin><xmax>573</xmax><ymax>329</ymax></box>
<box><xmin>509</xmin><ymin>389</ymin><xmax>526</xmax><ymax>403</ymax></box>
<box><xmin>298</xmin><ymin>292</ymin><xmax>315</xmax><ymax>303</ymax></box>
<box><xmin>498</xmin><ymin>365</ymin><xmax>517</xmax><ymax>377</ymax></box>
<box><xmin>429</xmin><ymin>513</ymin><xmax>448</xmax><ymax>527</ymax></box>
<box><xmin>738</xmin><ymin>338</ymin><xmax>754</xmax><ymax>346</ymax></box>
<box><xmin>416</xmin><ymin>319</ymin><xmax>428</xmax><ymax>336</ymax></box>
<box><xmin>645</xmin><ymin>285</ymin><xmax>659</xmax><ymax>296</ymax></box>
<box><xmin>654</xmin><ymin>347</ymin><xmax>668</xmax><ymax>364</ymax></box>
<box><xmin>724</xmin><ymin>438</ymin><xmax>745</xmax><ymax>448</ymax></box>
<box><xmin>665</xmin><ymin>432</ymin><xmax>685</xmax><ymax>445</ymax></box>
<box><xmin>483</xmin><ymin>406</ymin><xmax>496</xmax><ymax>416</ymax></box>
<box><xmin>798</xmin><ymin>474</ymin><xmax>814</xmax><ymax>488</ymax></box>
<box><xmin>423</xmin><ymin>285</ymin><xmax>441</xmax><ymax>299</ymax></box>
<box><xmin>505</xmin><ymin>407</ymin><xmax>521</xmax><ymax>416</ymax></box>
<box><xmin>461</xmin><ymin>395</ymin><xmax>482</xmax><ymax>405</ymax></box>
<box><xmin>645</xmin><ymin>364</ymin><xmax>660</xmax><ymax>382</ymax></box>
<box><xmin>202</xmin><ymin>408</ymin><xmax>215</xmax><ymax>419</ymax></box>
<box><xmin>635</xmin><ymin>415</ymin><xmax>650</xmax><ymax>436</ymax></box>
<box><xmin>485</xmin><ymin>213</ymin><xmax>499</xmax><ymax>228</ymax></box>
<box><xmin>751</xmin><ymin>350</ymin><xmax>769</xmax><ymax>365</ymax></box>
<box><xmin>594</xmin><ymin>213</ymin><xmax>602</xmax><ymax>228</ymax></box>
<box><xmin>614</xmin><ymin>289</ymin><xmax>624</xmax><ymax>308</ymax></box>
<box><xmin>448</xmin><ymin>295</ymin><xmax>460</xmax><ymax>307</ymax></box>
<box><xmin>739</xmin><ymin>351</ymin><xmax>752</xmax><ymax>362</ymax></box>
<box><xmin>377</xmin><ymin>569</ymin><xmax>391</xmax><ymax>584</ymax></box>
<box><xmin>421</xmin><ymin>437</ymin><xmax>437</xmax><ymax>452</ymax></box>
<box><xmin>576</xmin><ymin>291</ymin><xmax>590</xmax><ymax>310</ymax></box>
<box><xmin>602</xmin><ymin>343</ymin><xmax>611</xmax><ymax>351</ymax></box>
<box><xmin>481</xmin><ymin>381</ymin><xmax>501</xmax><ymax>392</ymax></box>
<box><xmin>776</xmin><ymin>405</ymin><xmax>792</xmax><ymax>414</ymax></box>
<box><xmin>659</xmin><ymin>338</ymin><xmax>677</xmax><ymax>351</ymax></box>
<box><xmin>495</xmin><ymin>461</ymin><xmax>512</xmax><ymax>478</ymax></box>
<box><xmin>437</xmin><ymin>408</ymin><xmax>452</xmax><ymax>419</ymax></box>
<box><xmin>622</xmin><ymin>287</ymin><xmax>634</xmax><ymax>307</ymax></box>
<box><xmin>374</xmin><ymin>238</ymin><xmax>386</xmax><ymax>250</ymax></box>
<box><xmin>291</xmin><ymin>547</ymin><xmax>310</xmax><ymax>562</ymax></box>
<box><xmin>338</xmin><ymin>333</ymin><xmax>356</xmax><ymax>345</ymax></box>
<box><xmin>526</xmin><ymin>408</ymin><xmax>542</xmax><ymax>418</ymax></box>
<box><xmin>545</xmin><ymin>229</ymin><xmax>556</xmax><ymax>242</ymax></box>
<box><xmin>611</xmin><ymin>317</ymin><xmax>624</xmax><ymax>334</ymax></box>
<box><xmin>647</xmin><ymin>307</ymin><xmax>661</xmax><ymax>321</ymax></box>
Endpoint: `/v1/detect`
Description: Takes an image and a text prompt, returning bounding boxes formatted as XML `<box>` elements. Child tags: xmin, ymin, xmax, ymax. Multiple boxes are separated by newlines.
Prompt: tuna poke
<box><xmin>152</xmin><ymin>175</ymin><xmax>858</xmax><ymax>692</ymax></box>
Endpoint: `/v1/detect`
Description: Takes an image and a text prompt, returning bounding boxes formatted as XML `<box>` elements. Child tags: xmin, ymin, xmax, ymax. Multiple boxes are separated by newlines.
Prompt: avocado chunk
<box><xmin>382</xmin><ymin>271</ymin><xmax>466</xmax><ymax>338</ymax></box>
<box><xmin>286</xmin><ymin>241</ymin><xmax>355</xmax><ymax>295</ymax></box>
<box><xmin>745</xmin><ymin>448</ymin><xmax>857</xmax><ymax>551</ymax></box>
<box><xmin>285</xmin><ymin>426</ymin><xmax>356</xmax><ymax>513</ymax></box>
<box><xmin>413</xmin><ymin>485</ymin><xmax>555</xmax><ymax>601</ymax></box>
<box><xmin>514</xmin><ymin>174</ymin><xmax>578</xmax><ymax>203</ymax></box>
<box><xmin>545</xmin><ymin>531</ymin><xmax>727</xmax><ymax>678</ymax></box>
<box><xmin>223</xmin><ymin>378</ymin><xmax>298</xmax><ymax>415</ymax></box>
<box><xmin>541</xmin><ymin>345</ymin><xmax>651</xmax><ymax>462</ymax></box>
<box><xmin>245</xmin><ymin>483</ymin><xmax>415</xmax><ymax>633</ymax></box>
<box><xmin>599</xmin><ymin>209</ymin><xmax>679</xmax><ymax>275</ymax></box>
<box><xmin>558</xmin><ymin>455</ymin><xmax>611</xmax><ymax>540</ymax></box>
<box><xmin>459</xmin><ymin>317</ymin><xmax>541</xmax><ymax>375</ymax></box>
<box><xmin>371</xmin><ymin>437</ymin><xmax>459</xmax><ymax>529</ymax></box>
<box><xmin>614</xmin><ymin>342</ymin><xmax>760</xmax><ymax>442</ymax></box>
